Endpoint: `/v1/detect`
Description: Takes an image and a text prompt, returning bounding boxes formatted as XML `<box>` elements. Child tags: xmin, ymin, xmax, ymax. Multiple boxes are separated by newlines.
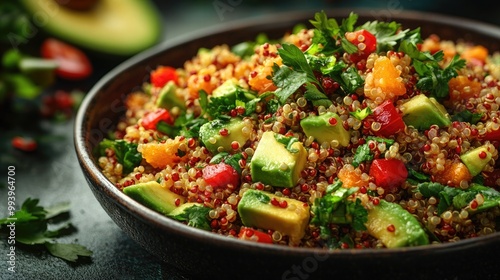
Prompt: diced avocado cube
<box><xmin>365</xmin><ymin>199</ymin><xmax>429</xmax><ymax>248</ymax></box>
<box><xmin>167</xmin><ymin>202</ymin><xmax>212</xmax><ymax>231</ymax></box>
<box><xmin>400</xmin><ymin>94</ymin><xmax>451</xmax><ymax>130</ymax></box>
<box><xmin>238</xmin><ymin>189</ymin><xmax>310</xmax><ymax>245</ymax></box>
<box><xmin>199</xmin><ymin>117</ymin><xmax>252</xmax><ymax>154</ymax></box>
<box><xmin>168</xmin><ymin>202</ymin><xmax>204</xmax><ymax>216</ymax></box>
<box><xmin>300</xmin><ymin>112</ymin><xmax>350</xmax><ymax>147</ymax></box>
<box><xmin>156</xmin><ymin>81</ymin><xmax>186</xmax><ymax>111</ymax></box>
<box><xmin>460</xmin><ymin>145</ymin><xmax>493</xmax><ymax>176</ymax></box>
<box><xmin>250</xmin><ymin>131</ymin><xmax>307</xmax><ymax>188</ymax></box>
<box><xmin>123</xmin><ymin>181</ymin><xmax>186</xmax><ymax>215</ymax></box>
<box><xmin>212</xmin><ymin>78</ymin><xmax>257</xmax><ymax>100</ymax></box>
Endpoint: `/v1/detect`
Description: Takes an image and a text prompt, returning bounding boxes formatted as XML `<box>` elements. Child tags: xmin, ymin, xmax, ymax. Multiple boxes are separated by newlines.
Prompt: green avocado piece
<box><xmin>156</xmin><ymin>81</ymin><xmax>186</xmax><ymax>111</ymax></box>
<box><xmin>366</xmin><ymin>199</ymin><xmax>429</xmax><ymax>248</ymax></box>
<box><xmin>250</xmin><ymin>131</ymin><xmax>307</xmax><ymax>188</ymax></box>
<box><xmin>238</xmin><ymin>189</ymin><xmax>310</xmax><ymax>245</ymax></box>
<box><xmin>460</xmin><ymin>145</ymin><xmax>492</xmax><ymax>176</ymax></box>
<box><xmin>199</xmin><ymin>117</ymin><xmax>252</xmax><ymax>154</ymax></box>
<box><xmin>300</xmin><ymin>111</ymin><xmax>350</xmax><ymax>147</ymax></box>
<box><xmin>20</xmin><ymin>0</ymin><xmax>162</xmax><ymax>56</ymax></box>
<box><xmin>123</xmin><ymin>181</ymin><xmax>186</xmax><ymax>215</ymax></box>
<box><xmin>211</xmin><ymin>78</ymin><xmax>257</xmax><ymax>103</ymax></box>
<box><xmin>400</xmin><ymin>94</ymin><xmax>451</xmax><ymax>130</ymax></box>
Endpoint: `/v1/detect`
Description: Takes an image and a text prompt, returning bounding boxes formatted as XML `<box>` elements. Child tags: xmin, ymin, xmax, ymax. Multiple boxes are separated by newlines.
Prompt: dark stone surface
<box><xmin>1</xmin><ymin>1</ymin><xmax>500</xmax><ymax>279</ymax></box>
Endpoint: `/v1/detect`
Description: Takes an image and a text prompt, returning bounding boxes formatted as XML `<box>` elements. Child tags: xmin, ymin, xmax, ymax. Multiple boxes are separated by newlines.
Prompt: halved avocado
<box><xmin>20</xmin><ymin>0</ymin><xmax>162</xmax><ymax>56</ymax></box>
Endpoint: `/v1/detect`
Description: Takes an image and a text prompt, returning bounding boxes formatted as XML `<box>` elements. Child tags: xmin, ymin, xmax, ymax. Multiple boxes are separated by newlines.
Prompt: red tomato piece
<box><xmin>202</xmin><ymin>162</ymin><xmax>239</xmax><ymax>189</ymax></box>
<box><xmin>369</xmin><ymin>158</ymin><xmax>408</xmax><ymax>191</ymax></box>
<box><xmin>345</xmin><ymin>29</ymin><xmax>377</xmax><ymax>62</ymax></box>
<box><xmin>371</xmin><ymin>100</ymin><xmax>406</xmax><ymax>137</ymax></box>
<box><xmin>150</xmin><ymin>66</ymin><xmax>179</xmax><ymax>88</ymax></box>
<box><xmin>40</xmin><ymin>38</ymin><xmax>92</xmax><ymax>80</ymax></box>
<box><xmin>11</xmin><ymin>136</ymin><xmax>37</xmax><ymax>152</ymax></box>
<box><xmin>141</xmin><ymin>108</ymin><xmax>172</xmax><ymax>130</ymax></box>
<box><xmin>238</xmin><ymin>227</ymin><xmax>273</xmax><ymax>244</ymax></box>
<box><xmin>481</xmin><ymin>128</ymin><xmax>500</xmax><ymax>142</ymax></box>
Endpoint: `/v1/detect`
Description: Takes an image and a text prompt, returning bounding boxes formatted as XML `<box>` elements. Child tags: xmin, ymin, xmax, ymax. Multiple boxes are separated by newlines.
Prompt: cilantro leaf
<box><xmin>360</xmin><ymin>20</ymin><xmax>413</xmax><ymax>52</ymax></box>
<box><xmin>274</xmin><ymin>133</ymin><xmax>300</xmax><ymax>153</ymax></box>
<box><xmin>352</xmin><ymin>143</ymin><xmax>373</xmax><ymax>167</ymax></box>
<box><xmin>0</xmin><ymin>198</ymin><xmax>93</xmax><ymax>263</ymax></box>
<box><xmin>45</xmin><ymin>243</ymin><xmax>93</xmax><ymax>263</ymax></box>
<box><xmin>278</xmin><ymin>43</ymin><xmax>318</xmax><ymax>85</ymax></box>
<box><xmin>350</xmin><ymin>107</ymin><xmax>372</xmax><ymax>120</ymax></box>
<box><xmin>452</xmin><ymin>110</ymin><xmax>482</xmax><ymax>124</ymax></box>
<box><xmin>271</xmin><ymin>64</ymin><xmax>308</xmax><ymax>104</ymax></box>
<box><xmin>303</xmin><ymin>83</ymin><xmax>333</xmax><ymax>107</ymax></box>
<box><xmin>169</xmin><ymin>204</ymin><xmax>211</xmax><ymax>231</ymax></box>
<box><xmin>98</xmin><ymin>139</ymin><xmax>142</xmax><ymax>174</ymax></box>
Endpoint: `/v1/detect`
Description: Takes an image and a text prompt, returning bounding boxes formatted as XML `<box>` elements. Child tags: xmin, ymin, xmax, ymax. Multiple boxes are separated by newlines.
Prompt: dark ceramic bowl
<box><xmin>75</xmin><ymin>9</ymin><xmax>500</xmax><ymax>280</ymax></box>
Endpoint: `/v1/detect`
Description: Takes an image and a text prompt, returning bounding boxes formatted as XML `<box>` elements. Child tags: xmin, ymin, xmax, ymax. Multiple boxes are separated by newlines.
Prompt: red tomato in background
<box><xmin>41</xmin><ymin>38</ymin><xmax>93</xmax><ymax>80</ymax></box>
<box><xmin>150</xmin><ymin>66</ymin><xmax>179</xmax><ymax>88</ymax></box>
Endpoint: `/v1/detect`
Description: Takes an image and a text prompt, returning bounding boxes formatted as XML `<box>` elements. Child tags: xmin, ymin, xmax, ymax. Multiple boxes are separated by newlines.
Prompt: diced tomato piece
<box><xmin>370</xmin><ymin>100</ymin><xmax>406</xmax><ymax>137</ymax></box>
<box><xmin>481</xmin><ymin>128</ymin><xmax>500</xmax><ymax>142</ymax></box>
<box><xmin>11</xmin><ymin>136</ymin><xmax>37</xmax><ymax>152</ymax></box>
<box><xmin>202</xmin><ymin>162</ymin><xmax>239</xmax><ymax>189</ymax></box>
<box><xmin>150</xmin><ymin>66</ymin><xmax>178</xmax><ymax>88</ymax></box>
<box><xmin>345</xmin><ymin>29</ymin><xmax>377</xmax><ymax>62</ymax></box>
<box><xmin>369</xmin><ymin>158</ymin><xmax>408</xmax><ymax>191</ymax></box>
<box><xmin>238</xmin><ymin>226</ymin><xmax>273</xmax><ymax>244</ymax></box>
<box><xmin>40</xmin><ymin>38</ymin><xmax>92</xmax><ymax>80</ymax></box>
<box><xmin>141</xmin><ymin>108</ymin><xmax>172</xmax><ymax>130</ymax></box>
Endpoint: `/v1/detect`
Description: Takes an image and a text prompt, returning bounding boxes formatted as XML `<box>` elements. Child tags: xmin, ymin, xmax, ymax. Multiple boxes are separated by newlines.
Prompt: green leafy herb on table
<box><xmin>0</xmin><ymin>198</ymin><xmax>93</xmax><ymax>262</ymax></box>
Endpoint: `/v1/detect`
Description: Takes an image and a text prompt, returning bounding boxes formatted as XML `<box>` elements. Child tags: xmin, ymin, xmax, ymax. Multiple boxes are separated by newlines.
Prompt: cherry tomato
<box><xmin>150</xmin><ymin>66</ymin><xmax>179</xmax><ymax>88</ymax></box>
<box><xmin>141</xmin><ymin>108</ymin><xmax>172</xmax><ymax>130</ymax></box>
<box><xmin>202</xmin><ymin>162</ymin><xmax>240</xmax><ymax>189</ymax></box>
<box><xmin>345</xmin><ymin>29</ymin><xmax>377</xmax><ymax>62</ymax></box>
<box><xmin>370</xmin><ymin>100</ymin><xmax>406</xmax><ymax>137</ymax></box>
<box><xmin>41</xmin><ymin>38</ymin><xmax>93</xmax><ymax>80</ymax></box>
<box><xmin>369</xmin><ymin>158</ymin><xmax>408</xmax><ymax>191</ymax></box>
<box><xmin>11</xmin><ymin>136</ymin><xmax>37</xmax><ymax>152</ymax></box>
<box><xmin>238</xmin><ymin>226</ymin><xmax>273</xmax><ymax>244</ymax></box>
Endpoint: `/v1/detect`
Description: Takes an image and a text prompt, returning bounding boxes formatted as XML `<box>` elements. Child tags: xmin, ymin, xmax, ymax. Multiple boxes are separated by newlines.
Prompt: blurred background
<box><xmin>1</xmin><ymin>0</ymin><xmax>499</xmax><ymax>279</ymax></box>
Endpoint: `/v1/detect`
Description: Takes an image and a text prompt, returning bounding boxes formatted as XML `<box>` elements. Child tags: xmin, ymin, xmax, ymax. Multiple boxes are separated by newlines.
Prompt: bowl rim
<box><xmin>74</xmin><ymin>8</ymin><xmax>500</xmax><ymax>258</ymax></box>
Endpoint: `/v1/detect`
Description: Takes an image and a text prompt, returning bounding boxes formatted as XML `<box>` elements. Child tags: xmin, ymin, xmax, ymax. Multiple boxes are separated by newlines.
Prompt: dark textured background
<box><xmin>1</xmin><ymin>1</ymin><xmax>500</xmax><ymax>279</ymax></box>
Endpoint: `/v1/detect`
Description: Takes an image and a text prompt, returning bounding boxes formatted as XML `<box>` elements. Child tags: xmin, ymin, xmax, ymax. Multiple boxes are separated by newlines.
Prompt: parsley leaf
<box><xmin>360</xmin><ymin>20</ymin><xmax>412</xmax><ymax>52</ymax></box>
<box><xmin>352</xmin><ymin>143</ymin><xmax>373</xmax><ymax>167</ymax></box>
<box><xmin>278</xmin><ymin>43</ymin><xmax>318</xmax><ymax>85</ymax></box>
<box><xmin>169</xmin><ymin>204</ymin><xmax>211</xmax><ymax>231</ymax></box>
<box><xmin>350</xmin><ymin>107</ymin><xmax>372</xmax><ymax>120</ymax></box>
<box><xmin>0</xmin><ymin>198</ymin><xmax>92</xmax><ymax>263</ymax></box>
<box><xmin>98</xmin><ymin>139</ymin><xmax>142</xmax><ymax>174</ymax></box>
<box><xmin>271</xmin><ymin>63</ymin><xmax>308</xmax><ymax>104</ymax></box>
<box><xmin>400</xmin><ymin>41</ymin><xmax>466</xmax><ymax>100</ymax></box>
<box><xmin>451</xmin><ymin>110</ymin><xmax>482</xmax><ymax>124</ymax></box>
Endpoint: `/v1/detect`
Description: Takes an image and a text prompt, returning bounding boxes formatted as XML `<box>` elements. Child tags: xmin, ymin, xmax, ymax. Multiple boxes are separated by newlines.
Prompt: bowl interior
<box><xmin>75</xmin><ymin>8</ymin><xmax>500</xmax><ymax>279</ymax></box>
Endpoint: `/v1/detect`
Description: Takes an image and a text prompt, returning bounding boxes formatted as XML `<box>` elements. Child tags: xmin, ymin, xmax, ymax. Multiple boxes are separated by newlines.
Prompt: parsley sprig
<box><xmin>0</xmin><ymin>198</ymin><xmax>93</xmax><ymax>262</ymax></box>
<box><xmin>400</xmin><ymin>41</ymin><xmax>466</xmax><ymax>100</ymax></box>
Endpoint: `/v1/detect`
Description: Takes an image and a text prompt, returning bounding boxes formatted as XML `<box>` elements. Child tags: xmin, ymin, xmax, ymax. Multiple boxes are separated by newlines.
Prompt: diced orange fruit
<box><xmin>448</xmin><ymin>75</ymin><xmax>482</xmax><ymax>102</ymax></box>
<box><xmin>365</xmin><ymin>56</ymin><xmax>406</xmax><ymax>101</ymax></box>
<box><xmin>433</xmin><ymin>160</ymin><xmax>472</xmax><ymax>187</ymax></box>
<box><xmin>248</xmin><ymin>64</ymin><xmax>277</xmax><ymax>94</ymax></box>
<box><xmin>139</xmin><ymin>137</ymin><xmax>188</xmax><ymax>169</ymax></box>
<box><xmin>337</xmin><ymin>165</ymin><xmax>369</xmax><ymax>189</ymax></box>
<box><xmin>461</xmin><ymin>45</ymin><xmax>488</xmax><ymax>64</ymax></box>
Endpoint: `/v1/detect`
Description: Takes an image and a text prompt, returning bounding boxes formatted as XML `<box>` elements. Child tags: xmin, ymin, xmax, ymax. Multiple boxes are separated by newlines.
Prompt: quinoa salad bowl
<box><xmin>74</xmin><ymin>9</ymin><xmax>500</xmax><ymax>279</ymax></box>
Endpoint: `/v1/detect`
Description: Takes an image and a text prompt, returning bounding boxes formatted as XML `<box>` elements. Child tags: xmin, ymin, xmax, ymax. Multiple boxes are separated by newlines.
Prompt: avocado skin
<box><xmin>366</xmin><ymin>199</ymin><xmax>429</xmax><ymax>248</ymax></box>
<box><xmin>123</xmin><ymin>181</ymin><xmax>186</xmax><ymax>215</ymax></box>
<box><xmin>20</xmin><ymin>0</ymin><xmax>162</xmax><ymax>56</ymax></box>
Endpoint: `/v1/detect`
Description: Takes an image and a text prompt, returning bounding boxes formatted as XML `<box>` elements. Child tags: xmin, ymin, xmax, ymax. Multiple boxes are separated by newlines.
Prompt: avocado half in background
<box><xmin>20</xmin><ymin>0</ymin><xmax>163</xmax><ymax>56</ymax></box>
